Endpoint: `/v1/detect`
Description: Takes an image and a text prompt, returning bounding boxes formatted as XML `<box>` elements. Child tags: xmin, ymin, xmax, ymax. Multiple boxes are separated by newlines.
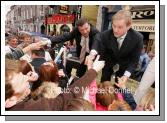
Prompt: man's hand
<box><xmin>58</xmin><ymin>69</ymin><xmax>65</xmax><ymax>77</ymax></box>
<box><xmin>85</xmin><ymin>55</ymin><xmax>94</xmax><ymax>69</ymax></box>
<box><xmin>115</xmin><ymin>76</ymin><xmax>128</xmax><ymax>89</ymax></box>
<box><xmin>23</xmin><ymin>41</ymin><xmax>48</xmax><ymax>53</ymax></box>
<box><xmin>27</xmin><ymin>71</ymin><xmax>39</xmax><ymax>82</ymax></box>
<box><xmin>84</xmin><ymin>54</ymin><xmax>95</xmax><ymax>65</ymax></box>
<box><xmin>92</xmin><ymin>55</ymin><xmax>105</xmax><ymax>72</ymax></box>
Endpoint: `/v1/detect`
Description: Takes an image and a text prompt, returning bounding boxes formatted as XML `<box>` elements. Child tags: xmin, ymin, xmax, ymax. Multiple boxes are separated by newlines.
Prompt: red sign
<box><xmin>46</xmin><ymin>14</ymin><xmax>75</xmax><ymax>24</ymax></box>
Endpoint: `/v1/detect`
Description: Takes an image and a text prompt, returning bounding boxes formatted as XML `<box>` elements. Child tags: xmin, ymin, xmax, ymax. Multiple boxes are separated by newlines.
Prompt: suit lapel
<box><xmin>119</xmin><ymin>32</ymin><xmax>132</xmax><ymax>55</ymax></box>
<box><xmin>110</xmin><ymin>32</ymin><xmax>119</xmax><ymax>55</ymax></box>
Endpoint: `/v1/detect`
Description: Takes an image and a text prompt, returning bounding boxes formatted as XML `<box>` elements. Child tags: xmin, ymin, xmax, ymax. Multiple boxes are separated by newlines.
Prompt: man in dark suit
<box><xmin>49</xmin><ymin>18</ymin><xmax>99</xmax><ymax>78</ymax></box>
<box><xmin>89</xmin><ymin>10</ymin><xmax>143</xmax><ymax>84</ymax></box>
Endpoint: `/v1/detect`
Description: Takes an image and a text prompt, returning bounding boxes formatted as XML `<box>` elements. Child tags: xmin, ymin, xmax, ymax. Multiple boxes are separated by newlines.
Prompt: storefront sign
<box><xmin>46</xmin><ymin>14</ymin><xmax>75</xmax><ymax>24</ymax></box>
<box><xmin>131</xmin><ymin>10</ymin><xmax>155</xmax><ymax>19</ymax></box>
<box><xmin>59</xmin><ymin>5</ymin><xmax>69</xmax><ymax>14</ymax></box>
<box><xmin>132</xmin><ymin>23</ymin><xmax>155</xmax><ymax>32</ymax></box>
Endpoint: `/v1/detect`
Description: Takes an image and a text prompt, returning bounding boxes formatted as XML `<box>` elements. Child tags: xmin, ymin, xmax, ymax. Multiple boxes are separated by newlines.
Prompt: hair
<box><xmin>112</xmin><ymin>10</ymin><xmax>132</xmax><ymax>26</ymax></box>
<box><xmin>108</xmin><ymin>100</ymin><xmax>132</xmax><ymax>111</ymax></box>
<box><xmin>19</xmin><ymin>60</ymin><xmax>33</xmax><ymax>75</ymax></box>
<box><xmin>139</xmin><ymin>88</ymin><xmax>155</xmax><ymax>110</ymax></box>
<box><xmin>7</xmin><ymin>35</ymin><xmax>18</xmax><ymax>42</ymax></box>
<box><xmin>5</xmin><ymin>59</ymin><xmax>20</xmax><ymax>100</ymax></box>
<box><xmin>96</xmin><ymin>81</ymin><xmax>117</xmax><ymax>107</ymax></box>
<box><xmin>76</xmin><ymin>17</ymin><xmax>89</xmax><ymax>27</ymax></box>
<box><xmin>19</xmin><ymin>32</ymin><xmax>31</xmax><ymax>40</ymax></box>
<box><xmin>65</xmin><ymin>98</ymin><xmax>95</xmax><ymax>111</ymax></box>
<box><xmin>39</xmin><ymin>61</ymin><xmax>59</xmax><ymax>83</ymax></box>
<box><xmin>5</xmin><ymin>59</ymin><xmax>33</xmax><ymax>100</ymax></box>
<box><xmin>33</xmin><ymin>36</ymin><xmax>41</xmax><ymax>43</ymax></box>
<box><xmin>31</xmin><ymin>48</ymin><xmax>45</xmax><ymax>57</ymax></box>
<box><xmin>5</xmin><ymin>70</ymin><xmax>15</xmax><ymax>100</ymax></box>
<box><xmin>148</xmin><ymin>51</ymin><xmax>155</xmax><ymax>59</ymax></box>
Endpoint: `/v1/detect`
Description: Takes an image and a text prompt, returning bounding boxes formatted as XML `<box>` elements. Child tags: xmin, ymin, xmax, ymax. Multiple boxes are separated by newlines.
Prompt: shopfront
<box><xmin>100</xmin><ymin>5</ymin><xmax>155</xmax><ymax>53</ymax></box>
<box><xmin>131</xmin><ymin>8</ymin><xmax>155</xmax><ymax>53</ymax></box>
<box><xmin>45</xmin><ymin>14</ymin><xmax>75</xmax><ymax>35</ymax></box>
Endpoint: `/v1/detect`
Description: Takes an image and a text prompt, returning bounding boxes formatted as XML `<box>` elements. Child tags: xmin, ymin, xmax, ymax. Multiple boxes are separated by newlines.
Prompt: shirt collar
<box><xmin>118</xmin><ymin>32</ymin><xmax>127</xmax><ymax>40</ymax></box>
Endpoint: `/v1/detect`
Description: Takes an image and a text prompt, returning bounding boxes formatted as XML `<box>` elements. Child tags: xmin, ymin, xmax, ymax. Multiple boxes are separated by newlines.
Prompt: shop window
<box><xmin>60</xmin><ymin>24</ymin><xmax>70</xmax><ymax>35</ymax></box>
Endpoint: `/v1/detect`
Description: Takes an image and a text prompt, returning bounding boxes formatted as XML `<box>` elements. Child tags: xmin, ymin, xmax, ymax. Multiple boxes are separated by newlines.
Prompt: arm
<box><xmin>11</xmin><ymin>69</ymin><xmax>98</xmax><ymax>111</ymax></box>
<box><xmin>121</xmin><ymin>88</ymin><xmax>137</xmax><ymax>110</ymax></box>
<box><xmin>126</xmin><ymin>35</ymin><xmax>143</xmax><ymax>74</ymax></box>
<box><xmin>121</xmin><ymin>33</ymin><xmax>143</xmax><ymax>83</ymax></box>
<box><xmin>90</xmin><ymin>33</ymin><xmax>106</xmax><ymax>60</ymax></box>
<box><xmin>5</xmin><ymin>49</ymin><xmax>25</xmax><ymax>60</ymax></box>
<box><xmin>50</xmin><ymin>29</ymin><xmax>76</xmax><ymax>44</ymax></box>
<box><xmin>140</xmin><ymin>56</ymin><xmax>150</xmax><ymax>72</ymax></box>
<box><xmin>115</xmin><ymin>78</ymin><xmax>137</xmax><ymax>110</ymax></box>
<box><xmin>10</xmin><ymin>56</ymin><xmax>104</xmax><ymax>111</ymax></box>
<box><xmin>5</xmin><ymin>41</ymin><xmax>47</xmax><ymax>60</ymax></box>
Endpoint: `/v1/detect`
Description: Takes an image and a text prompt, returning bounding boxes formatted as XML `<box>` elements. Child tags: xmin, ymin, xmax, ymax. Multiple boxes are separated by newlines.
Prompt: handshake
<box><xmin>85</xmin><ymin>55</ymin><xmax>105</xmax><ymax>72</ymax></box>
<box><xmin>27</xmin><ymin>38</ymin><xmax>51</xmax><ymax>51</ymax></box>
<box><xmin>40</xmin><ymin>37</ymin><xmax>51</xmax><ymax>46</ymax></box>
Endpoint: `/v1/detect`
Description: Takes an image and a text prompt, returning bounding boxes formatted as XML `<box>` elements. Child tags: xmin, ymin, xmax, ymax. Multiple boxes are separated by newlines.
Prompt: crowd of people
<box><xmin>5</xmin><ymin>10</ymin><xmax>155</xmax><ymax>111</ymax></box>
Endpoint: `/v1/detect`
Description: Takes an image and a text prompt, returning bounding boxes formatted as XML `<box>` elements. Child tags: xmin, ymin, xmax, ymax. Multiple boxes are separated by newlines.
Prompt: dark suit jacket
<box><xmin>92</xmin><ymin>28</ymin><xmax>143</xmax><ymax>77</ymax></box>
<box><xmin>50</xmin><ymin>25</ymin><xmax>99</xmax><ymax>57</ymax></box>
<box><xmin>30</xmin><ymin>58</ymin><xmax>46</xmax><ymax>74</ymax></box>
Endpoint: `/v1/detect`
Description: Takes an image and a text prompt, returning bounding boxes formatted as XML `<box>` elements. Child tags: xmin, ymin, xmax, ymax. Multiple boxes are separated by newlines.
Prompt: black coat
<box><xmin>92</xmin><ymin>28</ymin><xmax>143</xmax><ymax>81</ymax></box>
<box><xmin>30</xmin><ymin>58</ymin><xmax>46</xmax><ymax>74</ymax></box>
<box><xmin>50</xmin><ymin>25</ymin><xmax>99</xmax><ymax>57</ymax></box>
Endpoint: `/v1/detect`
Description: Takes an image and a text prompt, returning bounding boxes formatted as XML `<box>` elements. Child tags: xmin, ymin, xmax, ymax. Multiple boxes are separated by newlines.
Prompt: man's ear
<box><xmin>5</xmin><ymin>96</ymin><xmax>18</xmax><ymax>108</ymax></box>
<box><xmin>127</xmin><ymin>25</ymin><xmax>131</xmax><ymax>31</ymax></box>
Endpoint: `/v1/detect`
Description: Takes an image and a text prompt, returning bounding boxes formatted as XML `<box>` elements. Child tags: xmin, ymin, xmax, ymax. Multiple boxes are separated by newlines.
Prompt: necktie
<box><xmin>117</xmin><ymin>38</ymin><xmax>122</xmax><ymax>49</ymax></box>
<box><xmin>79</xmin><ymin>38</ymin><xmax>86</xmax><ymax>63</ymax></box>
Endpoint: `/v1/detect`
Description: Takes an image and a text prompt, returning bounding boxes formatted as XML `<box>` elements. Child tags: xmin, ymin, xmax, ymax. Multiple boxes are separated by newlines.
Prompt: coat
<box><xmin>31</xmin><ymin>82</ymin><xmax>61</xmax><ymax>99</ymax></box>
<box><xmin>50</xmin><ymin>25</ymin><xmax>99</xmax><ymax>57</ymax></box>
<box><xmin>8</xmin><ymin>69</ymin><xmax>97</xmax><ymax>111</ymax></box>
<box><xmin>92</xmin><ymin>28</ymin><xmax>143</xmax><ymax>81</ymax></box>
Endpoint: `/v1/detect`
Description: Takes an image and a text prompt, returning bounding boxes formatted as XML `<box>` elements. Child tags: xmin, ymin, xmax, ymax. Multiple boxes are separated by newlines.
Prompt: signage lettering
<box><xmin>131</xmin><ymin>10</ymin><xmax>155</xmax><ymax>19</ymax></box>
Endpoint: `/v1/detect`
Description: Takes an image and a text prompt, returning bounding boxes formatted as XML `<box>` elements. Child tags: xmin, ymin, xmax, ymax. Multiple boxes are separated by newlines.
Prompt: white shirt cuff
<box><xmin>47</xmin><ymin>39</ymin><xmax>51</xmax><ymax>45</ymax></box>
<box><xmin>90</xmin><ymin>49</ymin><xmax>98</xmax><ymax>56</ymax></box>
<box><xmin>124</xmin><ymin>71</ymin><xmax>131</xmax><ymax>78</ymax></box>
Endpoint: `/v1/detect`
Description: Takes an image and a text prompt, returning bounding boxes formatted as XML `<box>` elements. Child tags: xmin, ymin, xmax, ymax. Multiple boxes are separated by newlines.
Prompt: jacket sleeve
<box><xmin>126</xmin><ymin>34</ymin><xmax>143</xmax><ymax>74</ymax></box>
<box><xmin>50</xmin><ymin>29</ymin><xmax>76</xmax><ymax>44</ymax></box>
<box><xmin>121</xmin><ymin>88</ymin><xmax>137</xmax><ymax>110</ymax></box>
<box><xmin>51</xmin><ymin>69</ymin><xmax>98</xmax><ymax>110</ymax></box>
<box><xmin>67</xmin><ymin>69</ymin><xmax>97</xmax><ymax>97</ymax></box>
<box><xmin>91</xmin><ymin>33</ymin><xmax>106</xmax><ymax>59</ymax></box>
<box><xmin>5</xmin><ymin>49</ymin><xmax>25</xmax><ymax>60</ymax></box>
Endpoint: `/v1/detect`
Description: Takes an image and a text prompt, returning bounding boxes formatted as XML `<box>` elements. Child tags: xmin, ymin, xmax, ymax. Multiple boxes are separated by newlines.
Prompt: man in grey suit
<box><xmin>89</xmin><ymin>10</ymin><xmax>143</xmax><ymax>85</ymax></box>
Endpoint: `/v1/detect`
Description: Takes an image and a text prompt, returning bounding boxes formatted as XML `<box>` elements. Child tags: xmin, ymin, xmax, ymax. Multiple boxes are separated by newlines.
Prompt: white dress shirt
<box><xmin>80</xmin><ymin>36</ymin><xmax>90</xmax><ymax>53</ymax></box>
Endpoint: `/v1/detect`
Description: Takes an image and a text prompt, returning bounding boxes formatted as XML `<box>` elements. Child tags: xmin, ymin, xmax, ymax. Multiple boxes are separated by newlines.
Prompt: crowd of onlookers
<box><xmin>5</xmin><ymin>30</ymin><xmax>155</xmax><ymax>111</ymax></box>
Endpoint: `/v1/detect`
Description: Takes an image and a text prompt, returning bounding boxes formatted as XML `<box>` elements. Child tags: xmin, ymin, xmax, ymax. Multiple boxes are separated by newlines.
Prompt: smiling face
<box><xmin>8</xmin><ymin>38</ymin><xmax>18</xmax><ymax>48</ymax></box>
